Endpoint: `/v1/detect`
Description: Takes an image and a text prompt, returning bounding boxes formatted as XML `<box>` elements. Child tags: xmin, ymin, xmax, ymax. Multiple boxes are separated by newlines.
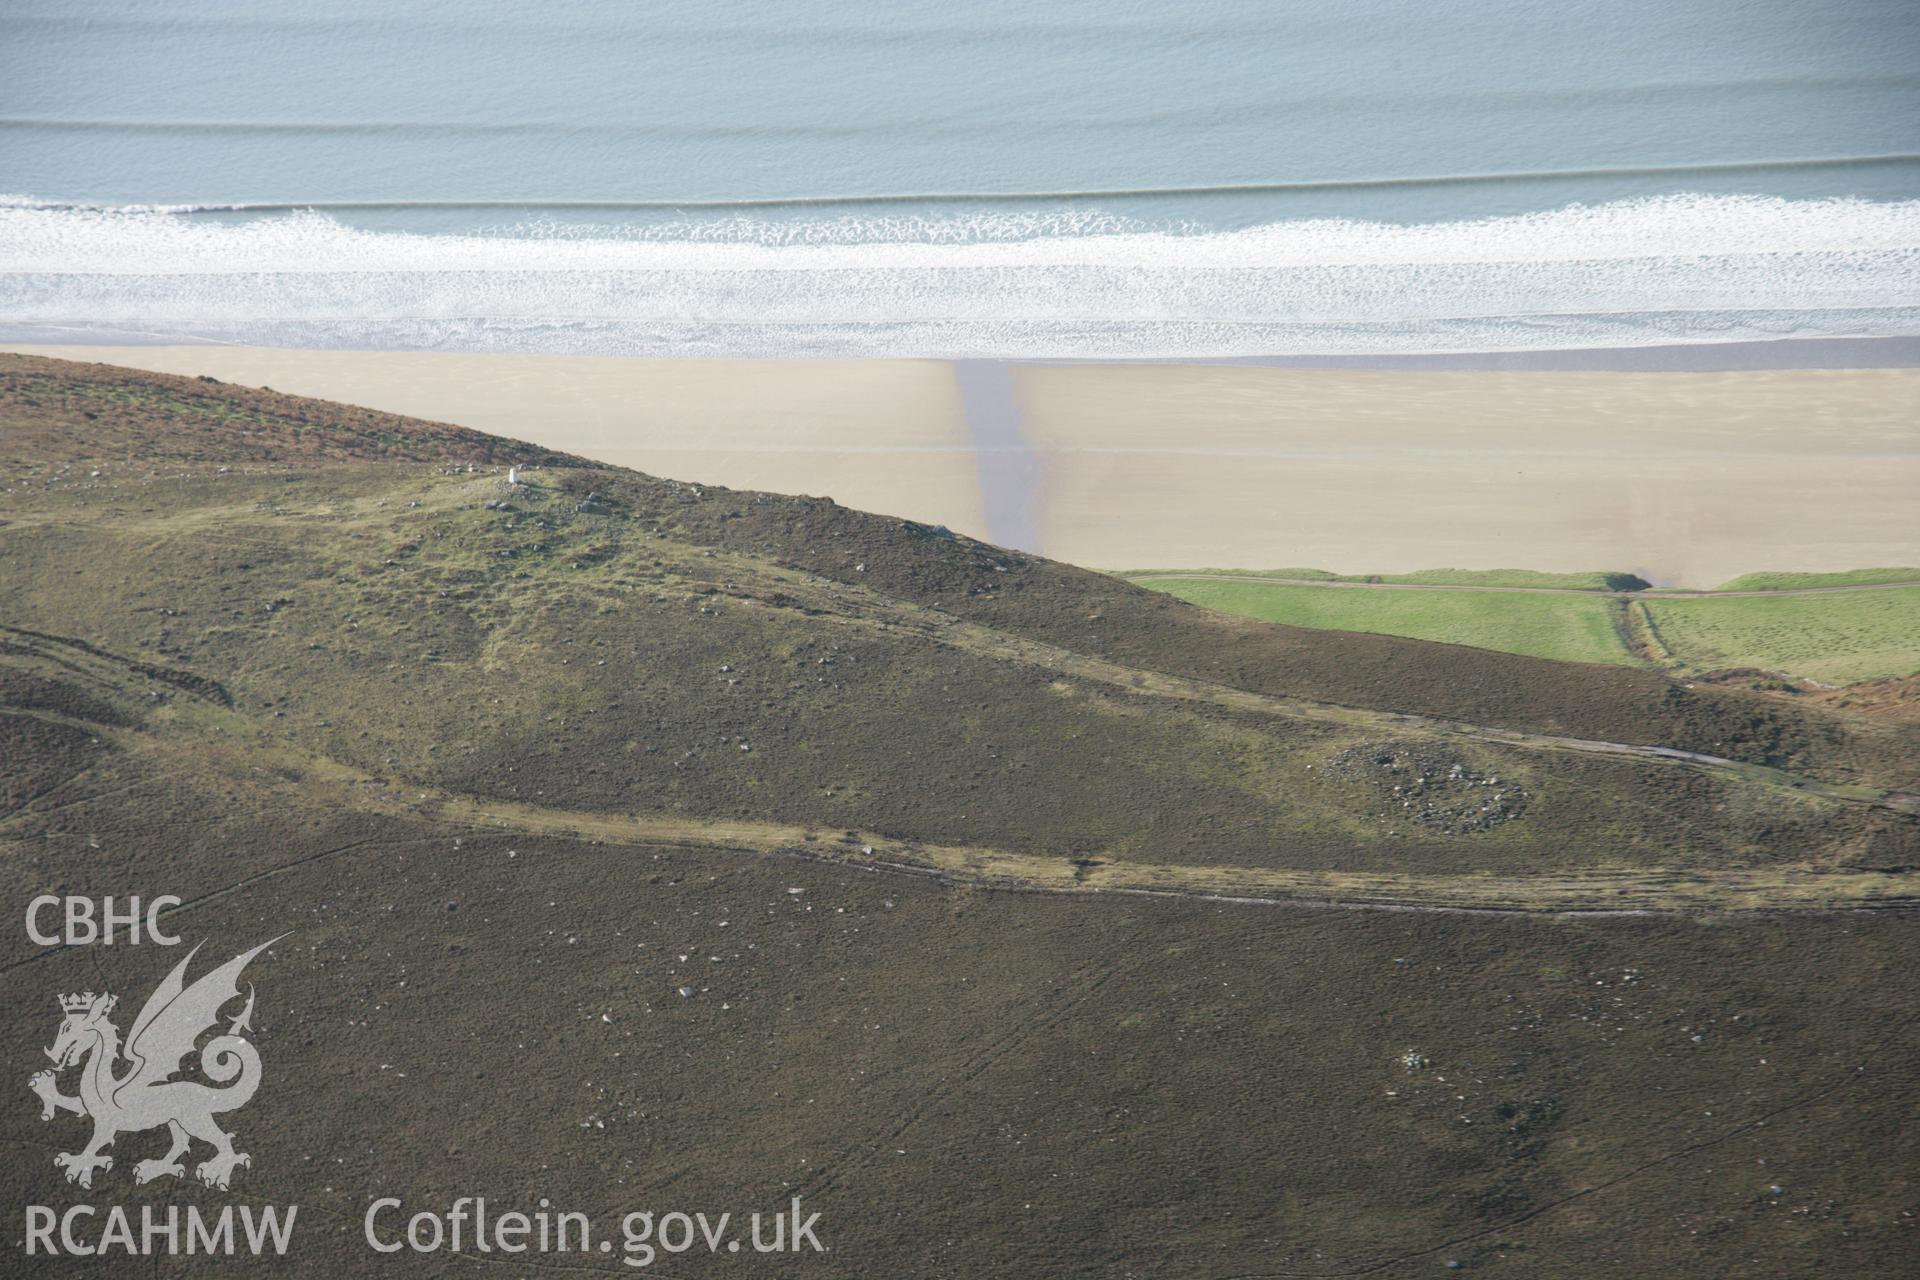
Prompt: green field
<box><xmin>1641</xmin><ymin>590</ymin><xmax>1920</xmax><ymax>684</ymax></box>
<box><xmin>1143</xmin><ymin>575</ymin><xmax>1920</xmax><ymax>683</ymax></box>
<box><xmin>1714</xmin><ymin>567</ymin><xmax>1920</xmax><ymax>591</ymax></box>
<box><xmin>1149</xmin><ymin>578</ymin><xmax>1636</xmax><ymax>665</ymax></box>
<box><xmin>1125</xmin><ymin>567</ymin><xmax>1647</xmax><ymax>591</ymax></box>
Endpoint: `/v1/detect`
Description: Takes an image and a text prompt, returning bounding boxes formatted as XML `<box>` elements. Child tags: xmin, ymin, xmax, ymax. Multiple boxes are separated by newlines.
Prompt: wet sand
<box><xmin>7</xmin><ymin>345</ymin><xmax>1917</xmax><ymax>588</ymax></box>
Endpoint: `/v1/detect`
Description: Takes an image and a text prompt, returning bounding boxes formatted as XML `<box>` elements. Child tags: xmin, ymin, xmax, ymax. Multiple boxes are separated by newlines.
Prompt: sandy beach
<box><xmin>7</xmin><ymin>344</ymin><xmax>1917</xmax><ymax>588</ymax></box>
<box><xmin>1016</xmin><ymin>362</ymin><xmax>1920</xmax><ymax>587</ymax></box>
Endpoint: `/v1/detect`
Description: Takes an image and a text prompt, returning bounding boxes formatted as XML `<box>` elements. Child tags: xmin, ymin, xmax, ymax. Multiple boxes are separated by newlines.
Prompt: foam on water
<box><xmin>3</xmin><ymin>195</ymin><xmax>1917</xmax><ymax>358</ymax></box>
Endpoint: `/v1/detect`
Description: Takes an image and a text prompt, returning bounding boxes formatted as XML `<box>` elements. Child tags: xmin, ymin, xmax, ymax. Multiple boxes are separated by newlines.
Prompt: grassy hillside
<box><xmin>4</xmin><ymin>355</ymin><xmax>1917</xmax><ymax>1277</ymax></box>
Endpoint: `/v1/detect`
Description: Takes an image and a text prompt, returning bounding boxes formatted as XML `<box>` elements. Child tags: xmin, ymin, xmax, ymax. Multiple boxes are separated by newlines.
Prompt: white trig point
<box><xmin>507</xmin><ymin>466</ymin><xmax>520</xmax><ymax>485</ymax></box>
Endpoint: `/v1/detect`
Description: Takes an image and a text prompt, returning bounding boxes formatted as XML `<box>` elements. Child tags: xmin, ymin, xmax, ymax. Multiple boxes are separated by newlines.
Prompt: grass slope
<box><xmin>5</xmin><ymin>355</ymin><xmax>1919</xmax><ymax>1277</ymax></box>
<box><xmin>8</xmin><ymin>709</ymin><xmax>1913</xmax><ymax>1277</ymax></box>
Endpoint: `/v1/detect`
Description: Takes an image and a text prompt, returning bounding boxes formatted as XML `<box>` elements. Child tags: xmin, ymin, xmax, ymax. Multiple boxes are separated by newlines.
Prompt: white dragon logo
<box><xmin>28</xmin><ymin>937</ymin><xmax>282</xmax><ymax>1190</ymax></box>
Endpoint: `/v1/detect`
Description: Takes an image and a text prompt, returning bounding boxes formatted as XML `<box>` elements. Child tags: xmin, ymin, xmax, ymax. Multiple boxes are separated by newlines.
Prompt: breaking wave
<box><xmin>3</xmin><ymin>194</ymin><xmax>1917</xmax><ymax>358</ymax></box>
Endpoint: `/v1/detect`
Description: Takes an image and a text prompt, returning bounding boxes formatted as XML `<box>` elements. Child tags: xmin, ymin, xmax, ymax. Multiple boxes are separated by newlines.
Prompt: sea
<box><xmin>2</xmin><ymin>0</ymin><xmax>1918</xmax><ymax>359</ymax></box>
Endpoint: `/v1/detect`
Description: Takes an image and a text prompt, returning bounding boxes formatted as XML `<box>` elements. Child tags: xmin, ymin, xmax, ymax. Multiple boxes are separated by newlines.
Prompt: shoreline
<box><xmin>1184</xmin><ymin>334</ymin><xmax>1920</xmax><ymax>371</ymax></box>
<box><xmin>6</xmin><ymin>342</ymin><xmax>1917</xmax><ymax>589</ymax></box>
